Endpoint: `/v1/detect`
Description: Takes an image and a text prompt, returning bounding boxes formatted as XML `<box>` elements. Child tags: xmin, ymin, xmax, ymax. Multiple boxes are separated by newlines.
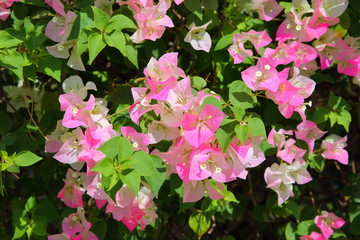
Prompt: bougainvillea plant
<box><xmin>0</xmin><ymin>0</ymin><xmax>359</xmax><ymax>239</ymax></box>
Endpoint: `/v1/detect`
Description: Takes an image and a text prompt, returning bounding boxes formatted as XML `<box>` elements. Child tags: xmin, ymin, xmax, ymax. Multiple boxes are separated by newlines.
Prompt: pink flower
<box><xmin>314</xmin><ymin>211</ymin><xmax>345</xmax><ymax>239</ymax></box>
<box><xmin>0</xmin><ymin>0</ymin><xmax>20</xmax><ymax>21</ymax></box>
<box><xmin>295</xmin><ymin>120</ymin><xmax>327</xmax><ymax>154</ymax></box>
<box><xmin>321</xmin><ymin>134</ymin><xmax>348</xmax><ymax>165</ymax></box>
<box><xmin>268</xmin><ymin>128</ymin><xmax>293</xmax><ymax>150</ymax></box>
<box><xmin>277</xmin><ymin>139</ymin><xmax>306</xmax><ymax>164</ymax></box>
<box><xmin>252</xmin><ymin>0</ymin><xmax>283</xmax><ymax>21</ymax></box>
<box><xmin>59</xmin><ymin>93</ymin><xmax>96</xmax><ymax>128</ymax></box>
<box><xmin>121</xmin><ymin>126</ymin><xmax>150</xmax><ymax>153</ymax></box>
<box><xmin>184</xmin><ymin>21</ymin><xmax>212</xmax><ymax>52</ymax></box>
<box><xmin>129</xmin><ymin>1</ymin><xmax>174</xmax><ymax>43</ymax></box>
<box><xmin>241</xmin><ymin>58</ymin><xmax>281</xmax><ymax>92</ymax></box>
<box><xmin>300</xmin><ymin>231</ymin><xmax>325</xmax><ymax>240</ymax></box>
<box><xmin>144</xmin><ymin>52</ymin><xmax>186</xmax><ymax>81</ymax></box>
<box><xmin>181</xmin><ymin>104</ymin><xmax>225</xmax><ymax>148</ymax></box>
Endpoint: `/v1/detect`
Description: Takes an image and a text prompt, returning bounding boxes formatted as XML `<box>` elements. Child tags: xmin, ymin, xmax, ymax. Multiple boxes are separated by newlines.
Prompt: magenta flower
<box><xmin>241</xmin><ymin>58</ymin><xmax>280</xmax><ymax>92</ymax></box>
<box><xmin>314</xmin><ymin>211</ymin><xmax>345</xmax><ymax>239</ymax></box>
<box><xmin>321</xmin><ymin>134</ymin><xmax>348</xmax><ymax>165</ymax></box>
<box><xmin>184</xmin><ymin>21</ymin><xmax>212</xmax><ymax>52</ymax></box>
<box><xmin>181</xmin><ymin>104</ymin><xmax>225</xmax><ymax>148</ymax></box>
<box><xmin>300</xmin><ymin>231</ymin><xmax>325</xmax><ymax>240</ymax></box>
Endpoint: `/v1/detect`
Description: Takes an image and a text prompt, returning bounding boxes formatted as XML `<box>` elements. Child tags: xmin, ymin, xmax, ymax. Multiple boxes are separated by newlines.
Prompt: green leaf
<box><xmin>118</xmin><ymin>137</ymin><xmax>133</xmax><ymax>161</ymax></box>
<box><xmin>92</xmin><ymin>6</ymin><xmax>109</xmax><ymax>30</ymax></box>
<box><xmin>124</xmin><ymin>36</ymin><xmax>138</xmax><ymax>68</ymax></box>
<box><xmin>190</xmin><ymin>76</ymin><xmax>207</xmax><ymax>90</ymax></box>
<box><xmin>248</xmin><ymin>117</ymin><xmax>266</xmax><ymax>138</ymax></box>
<box><xmin>35</xmin><ymin>199</ymin><xmax>59</xmax><ymax>223</ymax></box>
<box><xmin>201</xmin><ymin>96</ymin><xmax>223</xmax><ymax>110</ymax></box>
<box><xmin>188</xmin><ymin>212</ymin><xmax>211</xmax><ymax>237</ymax></box>
<box><xmin>12</xmin><ymin>225</ymin><xmax>26</xmax><ymax>240</ymax></box>
<box><xmin>25</xmin><ymin>196</ymin><xmax>37</xmax><ymax>214</ymax></box>
<box><xmin>107</xmin><ymin>84</ymin><xmax>133</xmax><ymax>105</ymax></box>
<box><xmin>230</xmin><ymin>107</ymin><xmax>246</xmax><ymax>121</ymax></box>
<box><xmin>91</xmin><ymin>221</ymin><xmax>107</xmax><ymax>240</ymax></box>
<box><xmin>88</xmin><ymin>32</ymin><xmax>106</xmax><ymax>64</ymax></box>
<box><xmin>337</xmin><ymin>109</ymin><xmax>351</xmax><ymax>132</ymax></box>
<box><xmin>14</xmin><ymin>151</ymin><xmax>42</xmax><ymax>167</ymax></box>
<box><xmin>308</xmin><ymin>153</ymin><xmax>326</xmax><ymax>173</ymax></box>
<box><xmin>91</xmin><ymin>157</ymin><xmax>115</xmax><ymax>176</ymax></box>
<box><xmin>119</xmin><ymin>169</ymin><xmax>140</xmax><ymax>195</ymax></box>
<box><xmin>184</xmin><ymin>0</ymin><xmax>203</xmax><ymax>20</ymax></box>
<box><xmin>0</xmin><ymin>49</ymin><xmax>24</xmax><ymax>79</ymax></box>
<box><xmin>285</xmin><ymin>222</ymin><xmax>296</xmax><ymax>240</ymax></box>
<box><xmin>0</xmin><ymin>30</ymin><xmax>23</xmax><ymax>48</ymax></box>
<box><xmin>279</xmin><ymin>1</ymin><xmax>292</xmax><ymax>13</ymax></box>
<box><xmin>98</xmin><ymin>136</ymin><xmax>121</xmax><ymax>158</ymax></box>
<box><xmin>33</xmin><ymin>216</ymin><xmax>47</xmax><ymax>236</ymax></box>
<box><xmin>229</xmin><ymin>80</ymin><xmax>257</xmax><ymax>109</ymax></box>
<box><xmin>0</xmin><ymin>110</ymin><xmax>13</xmax><ymax>135</ymax></box>
<box><xmin>131</xmin><ymin>151</ymin><xmax>155</xmax><ymax>176</ymax></box>
<box><xmin>214</xmin><ymin>33</ymin><xmax>236</xmax><ymax>51</ymax></box>
<box><xmin>38</xmin><ymin>55</ymin><xmax>61</xmax><ymax>81</ymax></box>
<box><xmin>312</xmin><ymin>106</ymin><xmax>330</xmax><ymax>124</ymax></box>
<box><xmin>295</xmin><ymin>220</ymin><xmax>315</xmax><ymax>235</ymax></box>
<box><xmin>104</xmin><ymin>30</ymin><xmax>126</xmax><ymax>56</ymax></box>
<box><xmin>144</xmin><ymin>156</ymin><xmax>166</xmax><ymax>197</ymax></box>
<box><xmin>105</xmin><ymin>14</ymin><xmax>137</xmax><ymax>33</ymax></box>
<box><xmin>216</xmin><ymin>118</ymin><xmax>237</xmax><ymax>152</ymax></box>
<box><xmin>235</xmin><ymin>124</ymin><xmax>249</xmax><ymax>144</ymax></box>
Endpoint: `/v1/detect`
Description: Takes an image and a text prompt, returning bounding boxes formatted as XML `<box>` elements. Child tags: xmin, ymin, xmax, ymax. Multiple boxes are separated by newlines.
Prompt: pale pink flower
<box><xmin>144</xmin><ymin>52</ymin><xmax>186</xmax><ymax>81</ymax></box>
<box><xmin>252</xmin><ymin>0</ymin><xmax>284</xmax><ymax>21</ymax></box>
<box><xmin>184</xmin><ymin>21</ymin><xmax>212</xmax><ymax>52</ymax></box>
<box><xmin>295</xmin><ymin>120</ymin><xmax>327</xmax><ymax>154</ymax></box>
<box><xmin>46</xmin><ymin>41</ymin><xmax>85</xmax><ymax>71</ymax></box>
<box><xmin>265</xmin><ymin>159</ymin><xmax>312</xmax><ymax>205</ymax></box>
<box><xmin>121</xmin><ymin>126</ymin><xmax>150</xmax><ymax>152</ymax></box>
<box><xmin>264</xmin><ymin>162</ymin><xmax>295</xmax><ymax>205</ymax></box>
<box><xmin>267</xmin><ymin>128</ymin><xmax>293</xmax><ymax>150</ymax></box>
<box><xmin>314</xmin><ymin>211</ymin><xmax>345</xmax><ymax>239</ymax></box>
<box><xmin>183</xmin><ymin>179</ymin><xmax>224</xmax><ymax>202</ymax></box>
<box><xmin>321</xmin><ymin>134</ymin><xmax>348</xmax><ymax>165</ymax></box>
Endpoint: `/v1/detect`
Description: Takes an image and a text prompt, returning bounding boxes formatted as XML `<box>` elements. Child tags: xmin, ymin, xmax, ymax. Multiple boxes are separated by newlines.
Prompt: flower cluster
<box><xmin>44</xmin><ymin>0</ymin><xmax>84</xmax><ymax>71</ymax></box>
<box><xmin>48</xmin><ymin>208</ymin><xmax>98</xmax><ymax>240</ymax></box>
<box><xmin>229</xmin><ymin>0</ymin><xmax>358</xmax><ymax>120</ymax></box>
<box><xmin>45</xmin><ymin>76</ymin><xmax>158</xmax><ymax>232</ymax></box>
<box><xmin>118</xmin><ymin>0</ymin><xmax>183</xmax><ymax>43</ymax></box>
<box><xmin>265</xmin><ymin>119</ymin><xmax>348</xmax><ymax>204</ymax></box>
<box><xmin>128</xmin><ymin>52</ymin><xmax>268</xmax><ymax>202</ymax></box>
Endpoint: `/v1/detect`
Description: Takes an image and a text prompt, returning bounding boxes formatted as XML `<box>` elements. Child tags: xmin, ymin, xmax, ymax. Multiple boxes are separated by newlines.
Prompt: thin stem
<box><xmin>106</xmin><ymin>106</ymin><xmax>131</xmax><ymax>119</ymax></box>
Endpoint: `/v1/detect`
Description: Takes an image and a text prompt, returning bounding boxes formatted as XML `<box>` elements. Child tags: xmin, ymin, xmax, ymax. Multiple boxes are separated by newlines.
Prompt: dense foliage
<box><xmin>0</xmin><ymin>0</ymin><xmax>359</xmax><ymax>239</ymax></box>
